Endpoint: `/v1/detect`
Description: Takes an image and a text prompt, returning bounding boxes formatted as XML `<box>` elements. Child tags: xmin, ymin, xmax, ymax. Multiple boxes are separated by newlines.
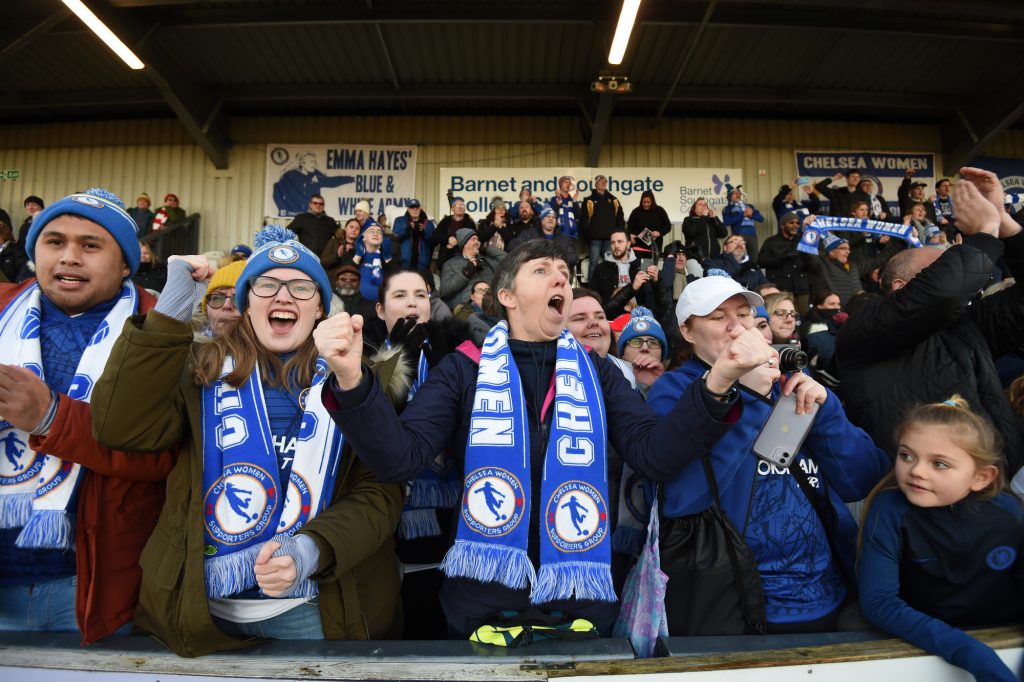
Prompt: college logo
<box><xmin>545</xmin><ymin>480</ymin><xmax>608</xmax><ymax>553</ymax></box>
<box><xmin>276</xmin><ymin>470</ymin><xmax>313</xmax><ymax>533</ymax></box>
<box><xmin>71</xmin><ymin>195</ymin><xmax>104</xmax><ymax>208</ymax></box>
<box><xmin>0</xmin><ymin>427</ymin><xmax>46</xmax><ymax>486</ymax></box>
<box><xmin>269</xmin><ymin>245</ymin><xmax>299</xmax><ymax>264</ymax></box>
<box><xmin>462</xmin><ymin>467</ymin><xmax>525</xmax><ymax>537</ymax></box>
<box><xmin>987</xmin><ymin>545</ymin><xmax>1017</xmax><ymax>571</ymax></box>
<box><xmin>204</xmin><ymin>464</ymin><xmax>277</xmax><ymax>545</ymax></box>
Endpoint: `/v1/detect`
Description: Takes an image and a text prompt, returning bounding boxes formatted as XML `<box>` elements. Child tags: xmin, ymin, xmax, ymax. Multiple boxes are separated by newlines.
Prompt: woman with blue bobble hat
<box><xmin>0</xmin><ymin>188</ymin><xmax>175</xmax><ymax>643</ymax></box>
<box><xmin>91</xmin><ymin>225</ymin><xmax>403</xmax><ymax>655</ymax></box>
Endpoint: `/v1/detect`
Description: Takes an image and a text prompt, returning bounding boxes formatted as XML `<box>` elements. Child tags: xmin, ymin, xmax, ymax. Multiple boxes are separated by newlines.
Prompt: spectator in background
<box><xmin>353</xmin><ymin>223</ymin><xmax>395</xmax><ymax>305</ymax></box>
<box><xmin>128</xmin><ymin>193</ymin><xmax>155</xmax><ymax>236</ymax></box>
<box><xmin>393</xmin><ymin>199</ymin><xmax>436</xmax><ymax>270</ymax></box>
<box><xmin>321</xmin><ymin>218</ymin><xmax>362</xmax><ymax>282</ymax></box>
<box><xmin>815</xmin><ymin>170</ymin><xmax>861</xmax><ymax>218</ymax></box>
<box><xmin>853</xmin><ymin>178</ymin><xmax>892</xmax><ymax>221</ymax></box>
<box><xmin>419</xmin><ymin>268</ymin><xmax>453</xmax><ymax>323</ymax></box>
<box><xmin>616</xmin><ymin>306</ymin><xmax>668</xmax><ymax>393</ymax></box>
<box><xmin>567</xmin><ymin>289</ymin><xmax>636</xmax><ymax>383</ymax></box>
<box><xmin>627</xmin><ymin>190</ymin><xmax>672</xmax><ymax>256</ymax></box>
<box><xmin>508</xmin><ymin>207</ymin><xmax>577</xmax><ymax>272</ymax></box>
<box><xmin>772</xmin><ymin>181</ymin><xmax>821</xmax><ymax>221</ymax></box>
<box><xmin>800</xmin><ymin>291</ymin><xmax>843</xmax><ymax>372</ymax></box>
<box><xmin>763</xmin><ymin>292</ymin><xmax>799</xmax><ymax>344</ymax></box>
<box><xmin>229</xmin><ymin>243</ymin><xmax>252</xmax><ymax>261</ymax></box>
<box><xmin>435</xmin><ymin>197</ymin><xmax>474</xmax><ymax>267</ymax></box>
<box><xmin>440</xmin><ymin>228</ymin><xmax>504</xmax><ymax>309</ymax></box>
<box><xmin>17</xmin><ymin>195</ymin><xmax>44</xmax><ymax>246</ymax></box>
<box><xmin>0</xmin><ymin>218</ymin><xmax>28</xmax><ymax>283</ymax></box>
<box><xmin>550</xmin><ymin>175</ymin><xmax>581</xmax><ymax>241</ymax></box>
<box><xmin>682</xmin><ymin>197</ymin><xmax>727</xmax><ymax>261</ymax></box>
<box><xmin>704</xmin><ymin>234</ymin><xmax>766</xmax><ymax>291</ymax></box>
<box><xmin>376</xmin><ymin>213</ymin><xmax>389</xmax><ymax>233</ymax></box>
<box><xmin>453</xmin><ymin>280</ymin><xmax>490</xmax><ymax>322</ymax></box>
<box><xmin>132</xmin><ymin>240</ymin><xmax>167</xmax><ymax>293</ymax></box>
<box><xmin>508</xmin><ymin>187</ymin><xmax>545</xmax><ymax>221</ymax></box>
<box><xmin>331</xmin><ymin>264</ymin><xmax>375</xmax><ymax>320</ymax></box>
<box><xmin>758</xmin><ymin>211</ymin><xmax>812</xmax><ymax>311</ymax></box>
<box><xmin>503</xmin><ymin>199</ymin><xmax>540</xmax><ymax>245</ymax></box>
<box><xmin>289</xmin><ymin>194</ymin><xmax>338</xmax><ymax>257</ymax></box>
<box><xmin>904</xmin><ymin>202</ymin><xmax>939</xmax><ymax>244</ymax></box>
<box><xmin>592</xmin><ymin>230</ymin><xmax>668</xmax><ymax>321</ymax></box>
<box><xmin>721</xmin><ymin>185</ymin><xmax>764</xmax><ymax>255</ymax></box>
<box><xmin>477</xmin><ymin>198</ymin><xmax>508</xmax><ymax>251</ymax></box>
<box><xmin>354</xmin><ymin>200</ymin><xmax>372</xmax><ymax>229</ymax></box>
<box><xmin>837</xmin><ymin>169</ymin><xmax>1024</xmax><ymax>481</ymax></box>
<box><xmin>151</xmin><ymin>193</ymin><xmax>185</xmax><ymax>232</ymax></box>
<box><xmin>898</xmin><ymin>169</ymin><xmax>937</xmax><ymax>222</ymax></box>
<box><xmin>934</xmin><ymin>178</ymin><xmax>956</xmax><ymax>230</ymax></box>
<box><xmin>196</xmin><ymin>258</ymin><xmax>245</xmax><ymax>338</ymax></box>
<box><xmin>581</xmin><ymin>174</ymin><xmax>625</xmax><ymax>282</ymax></box>
<box><xmin>809</xmin><ymin>232</ymin><xmax>862</xmax><ymax>307</ymax></box>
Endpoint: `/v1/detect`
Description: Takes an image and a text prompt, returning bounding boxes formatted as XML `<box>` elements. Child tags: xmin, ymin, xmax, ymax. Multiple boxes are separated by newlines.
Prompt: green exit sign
<box><xmin>2</xmin><ymin>170</ymin><xmax>19</xmax><ymax>180</ymax></box>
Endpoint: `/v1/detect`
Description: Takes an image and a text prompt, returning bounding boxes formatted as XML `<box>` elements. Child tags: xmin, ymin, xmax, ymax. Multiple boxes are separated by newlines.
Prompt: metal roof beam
<box><xmin>653</xmin><ymin>0</ymin><xmax>716</xmax><ymax>127</ymax></box>
<box><xmin>82</xmin><ymin>0</ymin><xmax>230</xmax><ymax>168</ymax></box>
<box><xmin>941</xmin><ymin>86</ymin><xmax>1024</xmax><ymax>176</ymax></box>
<box><xmin>586</xmin><ymin>93</ymin><xmax>616</xmax><ymax>167</ymax></box>
<box><xmin>0</xmin><ymin>9</ymin><xmax>70</xmax><ymax>66</ymax></box>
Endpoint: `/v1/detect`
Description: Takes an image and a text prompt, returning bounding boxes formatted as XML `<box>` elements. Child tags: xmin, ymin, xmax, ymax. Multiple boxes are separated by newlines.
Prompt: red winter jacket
<box><xmin>0</xmin><ymin>279</ymin><xmax>176</xmax><ymax>644</ymax></box>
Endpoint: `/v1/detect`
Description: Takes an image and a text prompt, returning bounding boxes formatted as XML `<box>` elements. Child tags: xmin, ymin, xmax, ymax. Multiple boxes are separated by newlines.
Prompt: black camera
<box><xmin>770</xmin><ymin>343</ymin><xmax>809</xmax><ymax>373</ymax></box>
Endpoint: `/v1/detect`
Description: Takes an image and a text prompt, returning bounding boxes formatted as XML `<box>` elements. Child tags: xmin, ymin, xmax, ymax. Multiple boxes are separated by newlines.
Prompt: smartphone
<box><xmin>752</xmin><ymin>393</ymin><xmax>819</xmax><ymax>469</ymax></box>
<box><xmin>639</xmin><ymin>258</ymin><xmax>653</xmax><ymax>271</ymax></box>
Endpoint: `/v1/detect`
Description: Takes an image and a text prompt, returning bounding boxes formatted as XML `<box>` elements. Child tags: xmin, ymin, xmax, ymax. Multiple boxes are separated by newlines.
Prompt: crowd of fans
<box><xmin>0</xmin><ymin>167</ymin><xmax>1022</xmax><ymax>680</ymax></box>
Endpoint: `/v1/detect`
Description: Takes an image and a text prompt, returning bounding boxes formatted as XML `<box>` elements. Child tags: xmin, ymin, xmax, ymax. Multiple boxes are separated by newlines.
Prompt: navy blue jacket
<box><xmin>859</xmin><ymin>490</ymin><xmax>1023</xmax><ymax>682</ymax></box>
<box><xmin>392</xmin><ymin>211</ymin><xmax>436</xmax><ymax>270</ymax></box>
<box><xmin>647</xmin><ymin>359</ymin><xmax>890</xmax><ymax>623</ymax></box>
<box><xmin>324</xmin><ymin>340</ymin><xmax>737</xmax><ymax>633</ymax></box>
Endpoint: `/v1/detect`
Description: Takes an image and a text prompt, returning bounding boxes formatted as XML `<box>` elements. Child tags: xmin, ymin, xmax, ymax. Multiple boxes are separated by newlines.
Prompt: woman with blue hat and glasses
<box><xmin>91</xmin><ymin>225</ymin><xmax>403</xmax><ymax>656</ymax></box>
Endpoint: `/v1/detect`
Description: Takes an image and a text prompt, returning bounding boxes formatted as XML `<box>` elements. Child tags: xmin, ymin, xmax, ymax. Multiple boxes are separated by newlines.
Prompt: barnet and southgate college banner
<box><xmin>265</xmin><ymin>143</ymin><xmax>418</xmax><ymax>221</ymax></box>
<box><xmin>795</xmin><ymin>150</ymin><xmax>937</xmax><ymax>215</ymax></box>
<box><xmin>437</xmin><ymin>168</ymin><xmax>744</xmax><ymax>225</ymax></box>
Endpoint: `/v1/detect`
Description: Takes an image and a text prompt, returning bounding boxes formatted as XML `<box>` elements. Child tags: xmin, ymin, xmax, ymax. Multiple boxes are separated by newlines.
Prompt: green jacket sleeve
<box><xmin>92</xmin><ymin>311</ymin><xmax>194</xmax><ymax>453</ymax></box>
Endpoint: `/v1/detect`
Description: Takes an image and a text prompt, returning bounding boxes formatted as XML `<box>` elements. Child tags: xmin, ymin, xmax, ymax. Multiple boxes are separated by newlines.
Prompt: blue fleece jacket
<box><xmin>646</xmin><ymin>359</ymin><xmax>890</xmax><ymax>623</ymax></box>
<box><xmin>722</xmin><ymin>202</ymin><xmax>764</xmax><ymax>236</ymax></box>
<box><xmin>859</xmin><ymin>489</ymin><xmax>1023</xmax><ymax>682</ymax></box>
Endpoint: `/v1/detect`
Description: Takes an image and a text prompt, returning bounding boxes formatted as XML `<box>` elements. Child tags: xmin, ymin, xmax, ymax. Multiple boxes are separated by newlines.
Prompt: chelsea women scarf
<box><xmin>201</xmin><ymin>357</ymin><xmax>341</xmax><ymax>599</ymax></box>
<box><xmin>441</xmin><ymin>322</ymin><xmax>616</xmax><ymax>604</ymax></box>
<box><xmin>0</xmin><ymin>282</ymin><xmax>137</xmax><ymax>549</ymax></box>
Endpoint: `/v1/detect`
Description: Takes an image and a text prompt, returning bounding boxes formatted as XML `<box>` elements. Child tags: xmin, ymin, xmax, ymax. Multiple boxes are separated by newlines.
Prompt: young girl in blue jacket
<box><xmin>859</xmin><ymin>396</ymin><xmax>1024</xmax><ymax>682</ymax></box>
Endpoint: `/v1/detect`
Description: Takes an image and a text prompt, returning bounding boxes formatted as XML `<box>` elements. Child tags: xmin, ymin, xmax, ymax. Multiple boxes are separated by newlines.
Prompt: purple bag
<box><xmin>612</xmin><ymin>497</ymin><xmax>669</xmax><ymax>658</ymax></box>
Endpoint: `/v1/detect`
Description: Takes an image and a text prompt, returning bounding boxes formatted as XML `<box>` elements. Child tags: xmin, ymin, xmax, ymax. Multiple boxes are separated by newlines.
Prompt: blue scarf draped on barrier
<box><xmin>440</xmin><ymin>322</ymin><xmax>616</xmax><ymax>604</ymax></box>
<box><xmin>201</xmin><ymin>357</ymin><xmax>341</xmax><ymax>599</ymax></box>
<box><xmin>797</xmin><ymin>215</ymin><xmax>922</xmax><ymax>255</ymax></box>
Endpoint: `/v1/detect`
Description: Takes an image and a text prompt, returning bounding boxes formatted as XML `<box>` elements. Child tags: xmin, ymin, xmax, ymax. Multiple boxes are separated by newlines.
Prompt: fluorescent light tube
<box><xmin>608</xmin><ymin>0</ymin><xmax>641</xmax><ymax>65</ymax></box>
<box><xmin>62</xmin><ymin>0</ymin><xmax>144</xmax><ymax>70</ymax></box>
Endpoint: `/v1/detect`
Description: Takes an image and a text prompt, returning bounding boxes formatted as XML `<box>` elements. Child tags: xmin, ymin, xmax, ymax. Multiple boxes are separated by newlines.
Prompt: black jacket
<box><xmin>757</xmin><ymin>232</ymin><xmax>812</xmax><ymax>295</ymax></box>
<box><xmin>836</xmin><ymin>232</ymin><xmax>1024</xmax><ymax>476</ymax></box>
<box><xmin>682</xmin><ymin>215</ymin><xmax>727</xmax><ymax>261</ymax></box>
<box><xmin>591</xmin><ymin>254</ymin><xmax>670</xmax><ymax>321</ymax></box>
<box><xmin>288</xmin><ymin>212</ymin><xmax>339</xmax><ymax>258</ymax></box>
<box><xmin>897</xmin><ymin>177</ymin><xmax>938</xmax><ymax>222</ymax></box>
<box><xmin>580</xmin><ymin>191</ymin><xmax>624</xmax><ymax>241</ymax></box>
<box><xmin>0</xmin><ymin>241</ymin><xmax>28</xmax><ymax>283</ymax></box>
<box><xmin>772</xmin><ymin>186</ymin><xmax>822</xmax><ymax>221</ymax></box>
<box><xmin>814</xmin><ymin>179</ymin><xmax>856</xmax><ymax>218</ymax></box>
<box><xmin>627</xmin><ymin>205</ymin><xmax>672</xmax><ymax>252</ymax></box>
<box><xmin>435</xmin><ymin>215</ymin><xmax>475</xmax><ymax>266</ymax></box>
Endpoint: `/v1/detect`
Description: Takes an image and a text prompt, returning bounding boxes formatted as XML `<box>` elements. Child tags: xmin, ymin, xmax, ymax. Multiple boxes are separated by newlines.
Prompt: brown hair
<box><xmin>1008</xmin><ymin>375</ymin><xmax>1024</xmax><ymax>418</ymax></box>
<box><xmin>193</xmin><ymin>313</ymin><xmax>320</xmax><ymax>391</ymax></box>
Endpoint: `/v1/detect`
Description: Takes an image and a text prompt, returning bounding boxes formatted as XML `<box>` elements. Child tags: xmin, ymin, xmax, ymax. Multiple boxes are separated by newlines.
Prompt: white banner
<box><xmin>265</xmin><ymin>143</ymin><xmax>417</xmax><ymax>220</ymax></box>
<box><xmin>438</xmin><ymin>167</ymin><xmax>743</xmax><ymax>224</ymax></box>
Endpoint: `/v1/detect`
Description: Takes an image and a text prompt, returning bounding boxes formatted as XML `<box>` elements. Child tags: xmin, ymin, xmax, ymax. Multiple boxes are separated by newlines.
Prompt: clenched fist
<box><xmin>313</xmin><ymin>312</ymin><xmax>365</xmax><ymax>390</ymax></box>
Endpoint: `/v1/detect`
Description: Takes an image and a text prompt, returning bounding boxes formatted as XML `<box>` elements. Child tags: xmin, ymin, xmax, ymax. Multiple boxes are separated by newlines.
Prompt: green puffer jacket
<box><xmin>91</xmin><ymin>312</ymin><xmax>404</xmax><ymax>657</ymax></box>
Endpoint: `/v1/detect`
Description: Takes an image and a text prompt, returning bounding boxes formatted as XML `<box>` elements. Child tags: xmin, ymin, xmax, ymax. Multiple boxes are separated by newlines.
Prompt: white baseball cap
<box><xmin>675</xmin><ymin>273</ymin><xmax>764</xmax><ymax>323</ymax></box>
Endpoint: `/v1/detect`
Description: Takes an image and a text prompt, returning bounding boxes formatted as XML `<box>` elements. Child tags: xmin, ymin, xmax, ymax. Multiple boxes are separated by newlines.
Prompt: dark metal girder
<box><xmin>586</xmin><ymin>92</ymin><xmax>616</xmax><ymax>167</ymax></box>
<box><xmin>941</xmin><ymin>84</ymin><xmax>1024</xmax><ymax>176</ymax></box>
<box><xmin>654</xmin><ymin>0</ymin><xmax>716</xmax><ymax>126</ymax></box>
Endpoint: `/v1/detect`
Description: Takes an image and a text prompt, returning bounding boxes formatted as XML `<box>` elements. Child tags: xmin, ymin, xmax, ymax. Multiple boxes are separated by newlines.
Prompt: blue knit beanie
<box><xmin>822</xmin><ymin>233</ymin><xmax>848</xmax><ymax>255</ymax></box>
<box><xmin>235</xmin><ymin>225</ymin><xmax>332</xmax><ymax>314</ymax></box>
<box><xmin>26</xmin><ymin>188</ymin><xmax>141</xmax><ymax>275</ymax></box>
<box><xmin>616</xmin><ymin>306</ymin><xmax>668</xmax><ymax>360</ymax></box>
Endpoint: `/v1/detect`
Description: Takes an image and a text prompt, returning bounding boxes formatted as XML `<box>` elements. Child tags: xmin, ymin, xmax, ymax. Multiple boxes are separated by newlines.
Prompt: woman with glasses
<box><xmin>764</xmin><ymin>292</ymin><xmax>799</xmax><ymax>344</ymax></box>
<box><xmin>646</xmin><ymin>274</ymin><xmax>888</xmax><ymax>636</ymax></box>
<box><xmin>195</xmin><ymin>259</ymin><xmax>245</xmax><ymax>338</ymax></box>
<box><xmin>90</xmin><ymin>226</ymin><xmax>403</xmax><ymax>656</ymax></box>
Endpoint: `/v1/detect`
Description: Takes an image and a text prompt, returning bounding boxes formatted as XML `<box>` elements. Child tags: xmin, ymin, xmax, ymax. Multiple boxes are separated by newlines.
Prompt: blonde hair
<box><xmin>763</xmin><ymin>292</ymin><xmax>796</xmax><ymax>316</ymax></box>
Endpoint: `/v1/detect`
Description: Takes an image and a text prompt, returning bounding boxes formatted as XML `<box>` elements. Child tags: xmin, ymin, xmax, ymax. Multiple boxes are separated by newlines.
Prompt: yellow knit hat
<box><xmin>203</xmin><ymin>259</ymin><xmax>247</xmax><ymax>311</ymax></box>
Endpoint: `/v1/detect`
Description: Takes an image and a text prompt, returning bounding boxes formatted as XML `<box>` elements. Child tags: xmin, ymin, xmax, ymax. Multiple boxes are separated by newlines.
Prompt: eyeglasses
<box><xmin>772</xmin><ymin>310</ymin><xmax>798</xmax><ymax>319</ymax></box>
<box><xmin>206</xmin><ymin>291</ymin><xmax>235</xmax><ymax>309</ymax></box>
<box><xmin>310</xmin><ymin>201</ymin><xmax>325</xmax><ymax>206</ymax></box>
<box><xmin>473</xmin><ymin>287</ymin><xmax>490</xmax><ymax>295</ymax></box>
<box><xmin>249</xmin><ymin>276</ymin><xmax>319</xmax><ymax>300</ymax></box>
<box><xmin>626</xmin><ymin>337</ymin><xmax>662</xmax><ymax>349</ymax></box>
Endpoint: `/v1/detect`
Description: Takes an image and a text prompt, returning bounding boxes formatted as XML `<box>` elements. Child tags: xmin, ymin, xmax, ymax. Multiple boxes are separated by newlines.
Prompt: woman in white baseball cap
<box><xmin>644</xmin><ymin>273</ymin><xmax>889</xmax><ymax>637</ymax></box>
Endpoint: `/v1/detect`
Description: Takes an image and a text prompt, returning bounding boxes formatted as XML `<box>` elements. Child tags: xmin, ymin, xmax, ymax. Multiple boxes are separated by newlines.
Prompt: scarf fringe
<box><xmin>286</xmin><ymin>578</ymin><xmax>319</xmax><ymax>599</ymax></box>
<box><xmin>15</xmin><ymin>510</ymin><xmax>74</xmax><ymax>550</ymax></box>
<box><xmin>440</xmin><ymin>539</ymin><xmax>536</xmax><ymax>591</ymax></box>
<box><xmin>399</xmin><ymin>508</ymin><xmax>442</xmax><ymax>540</ymax></box>
<box><xmin>0</xmin><ymin>493</ymin><xmax>33</xmax><ymax>529</ymax></box>
<box><xmin>407</xmin><ymin>477</ymin><xmax>461</xmax><ymax>509</ymax></box>
<box><xmin>205</xmin><ymin>544</ymin><xmax>261</xmax><ymax>599</ymax></box>
<box><xmin>612</xmin><ymin>525</ymin><xmax>646</xmax><ymax>557</ymax></box>
<box><xmin>532</xmin><ymin>561</ymin><xmax>617</xmax><ymax>604</ymax></box>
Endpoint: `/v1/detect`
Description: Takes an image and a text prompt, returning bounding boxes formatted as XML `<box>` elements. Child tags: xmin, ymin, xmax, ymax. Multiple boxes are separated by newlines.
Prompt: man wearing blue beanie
<box><xmin>0</xmin><ymin>188</ymin><xmax>173</xmax><ymax>641</ymax></box>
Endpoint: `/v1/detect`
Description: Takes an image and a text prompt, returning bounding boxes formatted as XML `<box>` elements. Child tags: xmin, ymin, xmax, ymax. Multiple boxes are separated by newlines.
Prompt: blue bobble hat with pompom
<box><xmin>236</xmin><ymin>225</ymin><xmax>333</xmax><ymax>314</ymax></box>
<box><xmin>26</xmin><ymin>188</ymin><xmax>142</xmax><ymax>275</ymax></box>
<box><xmin>617</xmin><ymin>306</ymin><xmax>669</xmax><ymax>360</ymax></box>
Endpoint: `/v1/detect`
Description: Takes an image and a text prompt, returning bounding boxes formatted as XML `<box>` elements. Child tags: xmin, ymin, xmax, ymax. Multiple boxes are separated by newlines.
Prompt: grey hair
<box><xmin>491</xmin><ymin>240</ymin><xmax>570</xmax><ymax>320</ymax></box>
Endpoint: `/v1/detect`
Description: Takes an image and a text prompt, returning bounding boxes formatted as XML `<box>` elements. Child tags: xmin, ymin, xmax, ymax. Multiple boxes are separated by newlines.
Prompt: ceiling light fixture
<box><xmin>608</xmin><ymin>0</ymin><xmax>641</xmax><ymax>65</ymax></box>
<box><xmin>62</xmin><ymin>0</ymin><xmax>144</xmax><ymax>70</ymax></box>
